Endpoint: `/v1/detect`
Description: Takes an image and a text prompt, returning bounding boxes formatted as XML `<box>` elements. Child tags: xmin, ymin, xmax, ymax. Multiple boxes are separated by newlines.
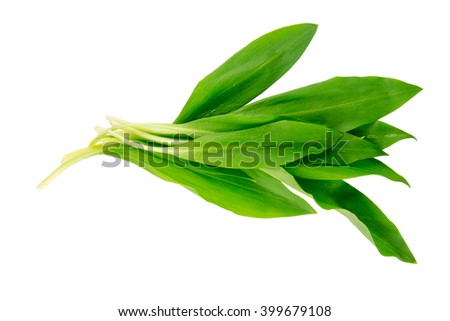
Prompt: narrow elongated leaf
<box><xmin>174</xmin><ymin>24</ymin><xmax>318</xmax><ymax>123</ymax></box>
<box><xmin>259</xmin><ymin>167</ymin><xmax>415</xmax><ymax>262</ymax></box>
<box><xmin>260</xmin><ymin>166</ymin><xmax>305</xmax><ymax>192</ymax></box>
<box><xmin>286</xmin><ymin>158</ymin><xmax>409</xmax><ymax>185</ymax></box>
<box><xmin>39</xmin><ymin>22</ymin><xmax>421</xmax><ymax>263</ymax></box>
<box><xmin>175</xmin><ymin>121</ymin><xmax>341</xmax><ymax>168</ymax></box>
<box><xmin>320</xmin><ymin>133</ymin><xmax>386</xmax><ymax>165</ymax></box>
<box><xmin>104</xmin><ymin>144</ymin><xmax>316</xmax><ymax>218</ymax></box>
<box><xmin>180</xmin><ymin>113</ymin><xmax>279</xmax><ymax>133</ymax></box>
<box><xmin>288</xmin><ymin>132</ymin><xmax>386</xmax><ymax>166</ymax></box>
<box><xmin>349</xmin><ymin>121</ymin><xmax>415</xmax><ymax>149</ymax></box>
<box><xmin>235</xmin><ymin>77</ymin><xmax>422</xmax><ymax>131</ymax></box>
<box><xmin>181</xmin><ymin>119</ymin><xmax>385</xmax><ymax>166</ymax></box>
<box><xmin>294</xmin><ymin>178</ymin><xmax>416</xmax><ymax>263</ymax></box>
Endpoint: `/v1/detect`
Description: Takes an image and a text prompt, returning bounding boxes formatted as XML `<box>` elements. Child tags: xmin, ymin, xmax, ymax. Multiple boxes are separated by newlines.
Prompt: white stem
<box><xmin>37</xmin><ymin>146</ymin><xmax>103</xmax><ymax>189</ymax></box>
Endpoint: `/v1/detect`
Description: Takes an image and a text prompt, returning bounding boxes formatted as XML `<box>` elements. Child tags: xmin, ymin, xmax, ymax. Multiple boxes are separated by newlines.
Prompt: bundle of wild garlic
<box><xmin>39</xmin><ymin>24</ymin><xmax>421</xmax><ymax>263</ymax></box>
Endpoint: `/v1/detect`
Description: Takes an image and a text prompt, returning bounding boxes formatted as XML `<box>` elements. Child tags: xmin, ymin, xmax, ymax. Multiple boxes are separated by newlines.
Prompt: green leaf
<box><xmin>235</xmin><ymin>76</ymin><xmax>422</xmax><ymax>131</ymax></box>
<box><xmin>295</xmin><ymin>178</ymin><xmax>416</xmax><ymax>263</ymax></box>
<box><xmin>174</xmin><ymin>23</ymin><xmax>318</xmax><ymax>124</ymax></box>
<box><xmin>176</xmin><ymin>120</ymin><xmax>341</xmax><ymax>168</ymax></box>
<box><xmin>179</xmin><ymin>120</ymin><xmax>385</xmax><ymax>167</ymax></box>
<box><xmin>287</xmin><ymin>132</ymin><xmax>386</xmax><ymax>166</ymax></box>
<box><xmin>105</xmin><ymin>144</ymin><xmax>316</xmax><ymax>218</ymax></box>
<box><xmin>318</xmin><ymin>133</ymin><xmax>387</xmax><ymax>165</ymax></box>
<box><xmin>349</xmin><ymin>121</ymin><xmax>415</xmax><ymax>149</ymax></box>
<box><xmin>39</xmin><ymin>22</ymin><xmax>422</xmax><ymax>263</ymax></box>
<box><xmin>259</xmin><ymin>167</ymin><xmax>415</xmax><ymax>262</ymax></box>
<box><xmin>286</xmin><ymin>158</ymin><xmax>409</xmax><ymax>186</ymax></box>
<box><xmin>260</xmin><ymin>166</ymin><xmax>304</xmax><ymax>192</ymax></box>
<box><xmin>180</xmin><ymin>113</ymin><xmax>278</xmax><ymax>133</ymax></box>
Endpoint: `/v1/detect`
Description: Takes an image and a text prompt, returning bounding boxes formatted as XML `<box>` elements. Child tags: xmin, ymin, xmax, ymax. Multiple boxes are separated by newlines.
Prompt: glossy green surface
<box><xmin>295</xmin><ymin>178</ymin><xmax>416</xmax><ymax>263</ymax></box>
<box><xmin>349</xmin><ymin>121</ymin><xmax>415</xmax><ymax>149</ymax></box>
<box><xmin>287</xmin><ymin>158</ymin><xmax>409</xmax><ymax>185</ymax></box>
<box><xmin>108</xmin><ymin>145</ymin><xmax>316</xmax><ymax>218</ymax></box>
<box><xmin>236</xmin><ymin>77</ymin><xmax>421</xmax><ymax>131</ymax></box>
<box><xmin>174</xmin><ymin>24</ymin><xmax>317</xmax><ymax>123</ymax></box>
<box><xmin>40</xmin><ymin>23</ymin><xmax>421</xmax><ymax>263</ymax></box>
<box><xmin>176</xmin><ymin>121</ymin><xmax>341</xmax><ymax>167</ymax></box>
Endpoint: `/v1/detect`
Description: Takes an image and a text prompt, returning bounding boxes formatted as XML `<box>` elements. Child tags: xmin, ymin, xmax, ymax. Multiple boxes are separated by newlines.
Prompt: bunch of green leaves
<box><xmin>39</xmin><ymin>24</ymin><xmax>421</xmax><ymax>263</ymax></box>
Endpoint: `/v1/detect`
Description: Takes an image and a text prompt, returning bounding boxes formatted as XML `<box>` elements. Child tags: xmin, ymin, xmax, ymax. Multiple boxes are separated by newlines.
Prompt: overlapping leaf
<box><xmin>286</xmin><ymin>158</ymin><xmax>409</xmax><ymax>185</ymax></box>
<box><xmin>179</xmin><ymin>77</ymin><xmax>420</xmax><ymax>137</ymax></box>
<box><xmin>105</xmin><ymin>144</ymin><xmax>316</xmax><ymax>218</ymax></box>
<box><xmin>295</xmin><ymin>179</ymin><xmax>416</xmax><ymax>263</ymax></box>
<box><xmin>39</xmin><ymin>23</ymin><xmax>421</xmax><ymax>263</ymax></box>
<box><xmin>174</xmin><ymin>24</ymin><xmax>317</xmax><ymax>123</ymax></box>
<box><xmin>299</xmin><ymin>132</ymin><xmax>386</xmax><ymax>165</ymax></box>
<box><xmin>234</xmin><ymin>77</ymin><xmax>421</xmax><ymax>132</ymax></box>
<box><xmin>260</xmin><ymin>167</ymin><xmax>415</xmax><ymax>262</ymax></box>
<box><xmin>349</xmin><ymin>121</ymin><xmax>415</xmax><ymax>149</ymax></box>
<box><xmin>175</xmin><ymin>121</ymin><xmax>341</xmax><ymax>168</ymax></box>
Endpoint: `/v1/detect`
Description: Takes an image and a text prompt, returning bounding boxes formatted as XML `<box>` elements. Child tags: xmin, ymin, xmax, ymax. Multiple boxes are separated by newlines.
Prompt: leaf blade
<box><xmin>349</xmin><ymin>121</ymin><xmax>415</xmax><ymax>149</ymax></box>
<box><xmin>286</xmin><ymin>158</ymin><xmax>409</xmax><ymax>186</ymax></box>
<box><xmin>235</xmin><ymin>76</ymin><xmax>422</xmax><ymax>131</ymax></box>
<box><xmin>295</xmin><ymin>178</ymin><xmax>416</xmax><ymax>263</ymax></box>
<box><xmin>174</xmin><ymin>23</ymin><xmax>318</xmax><ymax>123</ymax></box>
<box><xmin>105</xmin><ymin>143</ymin><xmax>316</xmax><ymax>218</ymax></box>
<box><xmin>286</xmin><ymin>132</ymin><xmax>386</xmax><ymax>167</ymax></box>
<box><xmin>177</xmin><ymin>120</ymin><xmax>342</xmax><ymax>168</ymax></box>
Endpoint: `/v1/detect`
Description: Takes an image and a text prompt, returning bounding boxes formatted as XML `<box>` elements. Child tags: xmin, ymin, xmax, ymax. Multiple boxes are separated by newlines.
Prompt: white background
<box><xmin>1</xmin><ymin>0</ymin><xmax>449</xmax><ymax>320</ymax></box>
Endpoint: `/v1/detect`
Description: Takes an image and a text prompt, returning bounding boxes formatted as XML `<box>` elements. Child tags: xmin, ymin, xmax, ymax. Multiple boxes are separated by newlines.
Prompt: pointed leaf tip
<box><xmin>294</xmin><ymin>179</ymin><xmax>417</xmax><ymax>263</ymax></box>
<box><xmin>236</xmin><ymin>76</ymin><xmax>422</xmax><ymax>132</ymax></box>
<box><xmin>174</xmin><ymin>23</ymin><xmax>319</xmax><ymax>124</ymax></box>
